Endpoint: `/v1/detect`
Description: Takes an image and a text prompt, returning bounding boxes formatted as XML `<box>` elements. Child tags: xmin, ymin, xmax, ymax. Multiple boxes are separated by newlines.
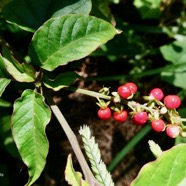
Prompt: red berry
<box><xmin>113</xmin><ymin>110</ymin><xmax>128</xmax><ymax>122</ymax></box>
<box><xmin>117</xmin><ymin>85</ymin><xmax>131</xmax><ymax>99</ymax></box>
<box><xmin>97</xmin><ymin>107</ymin><xmax>111</xmax><ymax>120</ymax></box>
<box><xmin>164</xmin><ymin>95</ymin><xmax>181</xmax><ymax>109</ymax></box>
<box><xmin>125</xmin><ymin>82</ymin><xmax>138</xmax><ymax>94</ymax></box>
<box><xmin>132</xmin><ymin>112</ymin><xmax>148</xmax><ymax>126</ymax></box>
<box><xmin>166</xmin><ymin>125</ymin><xmax>180</xmax><ymax>138</ymax></box>
<box><xmin>150</xmin><ymin>88</ymin><xmax>164</xmax><ymax>101</ymax></box>
<box><xmin>151</xmin><ymin>119</ymin><xmax>165</xmax><ymax>132</ymax></box>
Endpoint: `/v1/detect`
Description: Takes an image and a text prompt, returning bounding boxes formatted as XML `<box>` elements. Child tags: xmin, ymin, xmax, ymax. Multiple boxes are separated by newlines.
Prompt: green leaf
<box><xmin>11</xmin><ymin>89</ymin><xmax>51</xmax><ymax>186</ymax></box>
<box><xmin>131</xmin><ymin>144</ymin><xmax>186</xmax><ymax>186</ymax></box>
<box><xmin>0</xmin><ymin>54</ymin><xmax>35</xmax><ymax>82</ymax></box>
<box><xmin>160</xmin><ymin>39</ymin><xmax>186</xmax><ymax>64</ymax></box>
<box><xmin>43</xmin><ymin>71</ymin><xmax>80</xmax><ymax>91</ymax></box>
<box><xmin>65</xmin><ymin>154</ymin><xmax>90</xmax><ymax>186</ymax></box>
<box><xmin>2</xmin><ymin>0</ymin><xmax>92</xmax><ymax>32</ymax></box>
<box><xmin>0</xmin><ymin>78</ymin><xmax>11</xmax><ymax>97</ymax></box>
<box><xmin>161</xmin><ymin>63</ymin><xmax>186</xmax><ymax>88</ymax></box>
<box><xmin>29</xmin><ymin>14</ymin><xmax>117</xmax><ymax>71</ymax></box>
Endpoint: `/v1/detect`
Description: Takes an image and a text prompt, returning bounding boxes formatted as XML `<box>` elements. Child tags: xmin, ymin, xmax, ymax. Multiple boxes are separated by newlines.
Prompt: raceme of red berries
<box><xmin>125</xmin><ymin>82</ymin><xmax>138</xmax><ymax>94</ymax></box>
<box><xmin>150</xmin><ymin>88</ymin><xmax>164</xmax><ymax>101</ymax></box>
<box><xmin>97</xmin><ymin>107</ymin><xmax>111</xmax><ymax>120</ymax></box>
<box><xmin>132</xmin><ymin>111</ymin><xmax>148</xmax><ymax>126</ymax></box>
<box><xmin>166</xmin><ymin>125</ymin><xmax>180</xmax><ymax>138</ymax></box>
<box><xmin>117</xmin><ymin>85</ymin><xmax>131</xmax><ymax>99</ymax></box>
<box><xmin>151</xmin><ymin>119</ymin><xmax>165</xmax><ymax>132</ymax></box>
<box><xmin>113</xmin><ymin>110</ymin><xmax>128</xmax><ymax>122</ymax></box>
<box><xmin>164</xmin><ymin>95</ymin><xmax>181</xmax><ymax>109</ymax></box>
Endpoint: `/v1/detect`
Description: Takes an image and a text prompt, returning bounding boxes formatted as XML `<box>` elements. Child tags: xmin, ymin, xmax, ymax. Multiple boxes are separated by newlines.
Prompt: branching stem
<box><xmin>65</xmin><ymin>86</ymin><xmax>112</xmax><ymax>100</ymax></box>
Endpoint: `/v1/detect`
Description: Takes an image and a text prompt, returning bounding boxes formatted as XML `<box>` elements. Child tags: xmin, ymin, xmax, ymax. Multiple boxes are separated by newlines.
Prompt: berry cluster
<box><xmin>97</xmin><ymin>82</ymin><xmax>185</xmax><ymax>138</ymax></box>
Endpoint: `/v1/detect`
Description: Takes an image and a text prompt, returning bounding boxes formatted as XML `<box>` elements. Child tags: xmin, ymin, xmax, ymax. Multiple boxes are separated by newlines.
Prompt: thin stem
<box><xmin>44</xmin><ymin>90</ymin><xmax>100</xmax><ymax>186</ymax></box>
<box><xmin>127</xmin><ymin>101</ymin><xmax>156</xmax><ymax>113</ymax></box>
<box><xmin>65</xmin><ymin>86</ymin><xmax>112</xmax><ymax>100</ymax></box>
<box><xmin>171</xmin><ymin>117</ymin><xmax>186</xmax><ymax>122</ymax></box>
<box><xmin>180</xmin><ymin>118</ymin><xmax>186</xmax><ymax>122</ymax></box>
<box><xmin>107</xmin><ymin>124</ymin><xmax>151</xmax><ymax>172</ymax></box>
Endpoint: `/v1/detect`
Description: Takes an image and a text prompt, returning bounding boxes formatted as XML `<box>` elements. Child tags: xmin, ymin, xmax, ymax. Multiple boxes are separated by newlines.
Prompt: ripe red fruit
<box><xmin>132</xmin><ymin>112</ymin><xmax>148</xmax><ymax>126</ymax></box>
<box><xmin>125</xmin><ymin>82</ymin><xmax>138</xmax><ymax>94</ymax></box>
<box><xmin>150</xmin><ymin>88</ymin><xmax>164</xmax><ymax>101</ymax></box>
<box><xmin>164</xmin><ymin>95</ymin><xmax>181</xmax><ymax>109</ymax></box>
<box><xmin>166</xmin><ymin>125</ymin><xmax>180</xmax><ymax>138</ymax></box>
<box><xmin>97</xmin><ymin>107</ymin><xmax>111</xmax><ymax>120</ymax></box>
<box><xmin>113</xmin><ymin>110</ymin><xmax>128</xmax><ymax>122</ymax></box>
<box><xmin>151</xmin><ymin>119</ymin><xmax>165</xmax><ymax>132</ymax></box>
<box><xmin>117</xmin><ymin>85</ymin><xmax>131</xmax><ymax>99</ymax></box>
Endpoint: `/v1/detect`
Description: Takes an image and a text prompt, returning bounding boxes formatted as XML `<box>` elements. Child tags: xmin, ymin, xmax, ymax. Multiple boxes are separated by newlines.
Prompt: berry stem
<box><xmin>171</xmin><ymin>116</ymin><xmax>186</xmax><ymax>122</ymax></box>
<box><xmin>127</xmin><ymin>101</ymin><xmax>156</xmax><ymax>114</ymax></box>
<box><xmin>179</xmin><ymin>118</ymin><xmax>186</xmax><ymax>122</ymax></box>
<box><xmin>65</xmin><ymin>86</ymin><xmax>112</xmax><ymax>100</ymax></box>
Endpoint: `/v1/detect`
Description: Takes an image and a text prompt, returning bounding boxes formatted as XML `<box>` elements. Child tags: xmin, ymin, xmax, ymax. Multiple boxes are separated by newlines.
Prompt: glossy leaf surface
<box><xmin>0</xmin><ymin>54</ymin><xmax>35</xmax><ymax>82</ymax></box>
<box><xmin>160</xmin><ymin>39</ymin><xmax>186</xmax><ymax>64</ymax></box>
<box><xmin>29</xmin><ymin>14</ymin><xmax>117</xmax><ymax>71</ymax></box>
<box><xmin>161</xmin><ymin>63</ymin><xmax>186</xmax><ymax>89</ymax></box>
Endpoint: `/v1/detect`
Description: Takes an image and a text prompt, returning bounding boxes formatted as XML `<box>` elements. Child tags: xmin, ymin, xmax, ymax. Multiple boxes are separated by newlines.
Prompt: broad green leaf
<box><xmin>0</xmin><ymin>78</ymin><xmax>11</xmax><ymax>97</ymax></box>
<box><xmin>29</xmin><ymin>14</ymin><xmax>117</xmax><ymax>71</ymax></box>
<box><xmin>131</xmin><ymin>144</ymin><xmax>186</xmax><ymax>186</ymax></box>
<box><xmin>43</xmin><ymin>72</ymin><xmax>80</xmax><ymax>91</ymax></box>
<box><xmin>161</xmin><ymin>63</ymin><xmax>186</xmax><ymax>88</ymax></box>
<box><xmin>12</xmin><ymin>89</ymin><xmax>51</xmax><ymax>186</ymax></box>
<box><xmin>65</xmin><ymin>154</ymin><xmax>90</xmax><ymax>186</ymax></box>
<box><xmin>133</xmin><ymin>0</ymin><xmax>161</xmax><ymax>19</ymax></box>
<box><xmin>160</xmin><ymin>39</ymin><xmax>186</xmax><ymax>64</ymax></box>
<box><xmin>2</xmin><ymin>0</ymin><xmax>92</xmax><ymax>32</ymax></box>
<box><xmin>0</xmin><ymin>54</ymin><xmax>35</xmax><ymax>82</ymax></box>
